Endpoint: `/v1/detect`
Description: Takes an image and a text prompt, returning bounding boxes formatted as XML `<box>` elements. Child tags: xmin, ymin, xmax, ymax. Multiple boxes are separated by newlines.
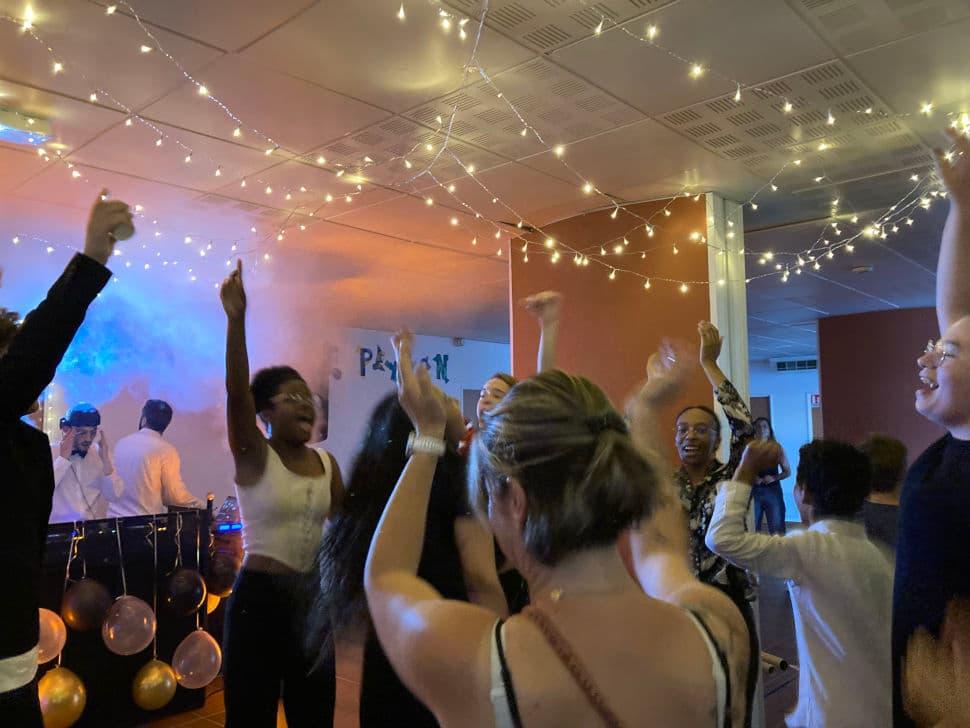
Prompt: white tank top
<box><xmin>234</xmin><ymin>446</ymin><xmax>332</xmax><ymax>573</ymax></box>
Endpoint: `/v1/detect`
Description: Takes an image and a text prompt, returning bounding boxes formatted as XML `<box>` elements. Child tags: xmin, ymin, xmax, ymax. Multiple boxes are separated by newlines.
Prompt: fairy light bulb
<box><xmin>397</xmin><ymin>3</ymin><xmax>406</xmax><ymax>20</ymax></box>
<box><xmin>12</xmin><ymin>236</ymin><xmax>19</xmax><ymax>244</ymax></box>
<box><xmin>613</xmin><ymin>244</ymin><xmax>623</xmax><ymax>254</ymax></box>
<box><xmin>345</xmin><ymin>195</ymin><xmax>352</xmax><ymax>203</ymax></box>
<box><xmin>551</xmin><ymin>251</ymin><xmax>560</xmax><ymax>263</ymax></box>
<box><xmin>644</xmin><ymin>279</ymin><xmax>651</xmax><ymax>290</ymax></box>
<box><xmin>818</xmin><ymin>142</ymin><xmax>830</xmax><ymax>151</ymax></box>
<box><xmin>520</xmin><ymin>127</ymin><xmax>528</xmax><ymax>137</ymax></box>
<box><xmin>425</xmin><ymin>197</ymin><xmax>434</xmax><ymax>206</ymax></box>
<box><xmin>906</xmin><ymin>218</ymin><xmax>914</xmax><ymax>226</ymax></box>
<box><xmin>646</xmin><ymin>24</ymin><xmax>658</xmax><ymax>39</ymax></box>
<box><xmin>610</xmin><ymin>207</ymin><xmax>618</xmax><ymax>219</ymax></box>
<box><xmin>447</xmin><ymin>184</ymin><xmax>456</xmax><ymax>193</ymax></box>
<box><xmin>647</xmin><ymin>227</ymin><xmax>655</xmax><ymax>237</ymax></box>
<box><xmin>594</xmin><ymin>19</ymin><xmax>604</xmax><ymax>35</ymax></box>
<box><xmin>325</xmin><ymin>194</ymin><xmax>333</xmax><ymax>203</ymax></box>
<box><xmin>214</xmin><ymin>166</ymin><xmax>222</xmax><ymax>177</ymax></box>
<box><xmin>783</xmin><ymin>100</ymin><xmax>793</xmax><ymax>113</ymax></box>
<box><xmin>471</xmin><ymin>237</ymin><xmax>478</xmax><ymax>246</ymax></box>
<box><xmin>663</xmin><ymin>209</ymin><xmax>671</xmax><ymax>217</ymax></box>
<box><xmin>826</xmin><ymin>110</ymin><xmax>835</xmax><ymax>125</ymax></box>
<box><xmin>52</xmin><ymin>62</ymin><xmax>63</xmax><ymax>74</ymax></box>
<box><xmin>793</xmin><ymin>159</ymin><xmax>802</xmax><ymax>166</ymax></box>
<box><xmin>608</xmin><ymin>269</ymin><xmax>616</xmax><ymax>281</ymax></box>
<box><xmin>265</xmin><ymin>186</ymin><xmax>272</xmax><ymax>194</ymax></box>
<box><xmin>544</xmin><ymin>238</ymin><xmax>556</xmax><ymax>249</ymax></box>
<box><xmin>450</xmin><ymin>217</ymin><xmax>459</xmax><ymax>226</ymax></box>
<box><xmin>554</xmin><ymin>145</ymin><xmax>565</xmax><ymax>157</ymax></box>
<box><xmin>71</xmin><ymin>170</ymin><xmax>81</xmax><ymax>179</ymax></box>
<box><xmin>765</xmin><ymin>251</ymin><xmax>774</xmax><ymax>260</ymax></box>
<box><xmin>759</xmin><ymin>257</ymin><xmax>767</xmax><ymax>265</ymax></box>
<box><xmin>846</xmin><ymin>244</ymin><xmax>855</xmax><ymax>252</ymax></box>
<box><xmin>921</xmin><ymin>102</ymin><xmax>934</xmax><ymax>116</ymax></box>
<box><xmin>140</xmin><ymin>45</ymin><xmax>152</xmax><ymax>53</ymax></box>
<box><xmin>583</xmin><ymin>182</ymin><xmax>593</xmax><ymax>194</ymax></box>
<box><xmin>198</xmin><ymin>85</ymin><xmax>209</xmax><ymax>96</ymax></box>
<box><xmin>641</xmin><ymin>252</ymin><xmax>646</xmax><ymax>259</ymax></box>
<box><xmin>232</xmin><ymin>127</ymin><xmax>241</xmax><ymax>138</ymax></box>
<box><xmin>89</xmin><ymin>93</ymin><xmax>97</xmax><ymax>102</ymax></box>
<box><xmin>750</xmin><ymin>203</ymin><xmax>759</xmax><ymax>211</ymax></box>
<box><xmin>623</xmin><ymin>237</ymin><xmax>629</xmax><ymax>247</ymax></box>
<box><xmin>125</xmin><ymin>118</ymin><xmax>133</xmax><ymax>127</ymax></box>
<box><xmin>679</xmin><ymin>283</ymin><xmax>689</xmax><ymax>294</ymax></box>
<box><xmin>106</xmin><ymin>4</ymin><xmax>116</xmax><ymax>13</ymax></box>
<box><xmin>672</xmin><ymin>246</ymin><xmax>679</xmax><ymax>255</ymax></box>
<box><xmin>494</xmin><ymin>230</ymin><xmax>501</xmax><ymax>239</ymax></box>
<box><xmin>600</xmin><ymin>246</ymin><xmax>607</xmax><ymax>255</ymax></box>
<box><xmin>403</xmin><ymin>159</ymin><xmax>412</xmax><ymax>169</ymax></box>
<box><xmin>851</xmin><ymin>215</ymin><xmax>859</xmax><ymax>224</ymax></box>
<box><xmin>689</xmin><ymin>64</ymin><xmax>704</xmax><ymax>79</ymax></box>
<box><xmin>734</xmin><ymin>85</ymin><xmax>742</xmax><ymax>102</ymax></box>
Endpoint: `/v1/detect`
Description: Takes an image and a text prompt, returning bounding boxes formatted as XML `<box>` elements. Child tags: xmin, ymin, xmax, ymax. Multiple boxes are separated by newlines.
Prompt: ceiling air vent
<box><xmin>773</xmin><ymin>358</ymin><xmax>818</xmax><ymax>372</ymax></box>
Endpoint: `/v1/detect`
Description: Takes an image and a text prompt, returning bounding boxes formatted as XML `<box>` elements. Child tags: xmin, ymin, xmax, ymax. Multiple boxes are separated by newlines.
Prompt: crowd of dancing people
<box><xmin>1</xmin><ymin>126</ymin><xmax>969</xmax><ymax>728</ymax></box>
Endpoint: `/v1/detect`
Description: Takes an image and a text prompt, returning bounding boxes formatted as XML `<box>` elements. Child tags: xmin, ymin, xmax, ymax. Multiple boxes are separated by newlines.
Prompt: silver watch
<box><xmin>406</xmin><ymin>432</ymin><xmax>446</xmax><ymax>458</ymax></box>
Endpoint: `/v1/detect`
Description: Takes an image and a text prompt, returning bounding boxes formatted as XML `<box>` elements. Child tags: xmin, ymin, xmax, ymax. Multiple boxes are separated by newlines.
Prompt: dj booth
<box><xmin>40</xmin><ymin>507</ymin><xmax>225</xmax><ymax>727</ymax></box>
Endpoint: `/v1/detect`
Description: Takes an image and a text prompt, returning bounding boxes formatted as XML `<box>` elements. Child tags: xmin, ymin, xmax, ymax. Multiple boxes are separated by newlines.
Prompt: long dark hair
<box><xmin>307</xmin><ymin>393</ymin><xmax>462</xmax><ymax>662</ymax></box>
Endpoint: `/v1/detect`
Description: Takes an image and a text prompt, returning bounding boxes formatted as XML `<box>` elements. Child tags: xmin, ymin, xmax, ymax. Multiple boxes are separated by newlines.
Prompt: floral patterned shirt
<box><xmin>676</xmin><ymin>379</ymin><xmax>756</xmax><ymax>582</ymax></box>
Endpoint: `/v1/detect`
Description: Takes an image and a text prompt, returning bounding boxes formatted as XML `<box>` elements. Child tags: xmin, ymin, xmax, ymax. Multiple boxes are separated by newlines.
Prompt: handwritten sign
<box><xmin>359</xmin><ymin>346</ymin><xmax>449</xmax><ymax>383</ymax></box>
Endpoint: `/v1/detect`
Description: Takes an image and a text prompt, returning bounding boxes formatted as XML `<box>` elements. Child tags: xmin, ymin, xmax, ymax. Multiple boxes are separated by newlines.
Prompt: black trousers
<box><xmin>223</xmin><ymin>568</ymin><xmax>335</xmax><ymax>728</ymax></box>
<box><xmin>0</xmin><ymin>678</ymin><xmax>43</xmax><ymax>728</ymax></box>
<box><xmin>713</xmin><ymin>571</ymin><xmax>760</xmax><ymax>728</ymax></box>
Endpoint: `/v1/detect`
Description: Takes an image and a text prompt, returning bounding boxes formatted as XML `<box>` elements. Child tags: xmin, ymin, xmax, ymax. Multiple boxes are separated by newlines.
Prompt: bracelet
<box><xmin>406</xmin><ymin>432</ymin><xmax>446</xmax><ymax>458</ymax></box>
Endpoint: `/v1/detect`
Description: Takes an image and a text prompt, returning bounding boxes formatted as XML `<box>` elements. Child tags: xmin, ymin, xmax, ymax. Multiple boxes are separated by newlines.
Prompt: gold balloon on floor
<box><xmin>132</xmin><ymin>659</ymin><xmax>177</xmax><ymax>711</ymax></box>
<box><xmin>39</xmin><ymin>667</ymin><xmax>86</xmax><ymax>728</ymax></box>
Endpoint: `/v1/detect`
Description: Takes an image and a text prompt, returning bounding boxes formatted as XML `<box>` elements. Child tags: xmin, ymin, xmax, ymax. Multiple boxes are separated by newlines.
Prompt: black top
<box><xmin>360</xmin><ymin>464</ymin><xmax>471</xmax><ymax>727</ymax></box>
<box><xmin>0</xmin><ymin>254</ymin><xmax>110</xmax><ymax>660</ymax></box>
<box><xmin>862</xmin><ymin>501</ymin><xmax>900</xmax><ymax>551</ymax></box>
<box><xmin>892</xmin><ymin>434</ymin><xmax>970</xmax><ymax>727</ymax></box>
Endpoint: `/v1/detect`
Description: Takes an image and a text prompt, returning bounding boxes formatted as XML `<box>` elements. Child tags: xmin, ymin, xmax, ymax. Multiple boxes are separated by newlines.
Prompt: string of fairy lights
<box><xmin>1</xmin><ymin>0</ymin><xmax>965</xmax><ymax>293</ymax></box>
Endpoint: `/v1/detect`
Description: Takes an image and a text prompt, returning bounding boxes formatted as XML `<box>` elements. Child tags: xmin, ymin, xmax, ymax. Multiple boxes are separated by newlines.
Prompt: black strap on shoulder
<box><xmin>688</xmin><ymin>609</ymin><xmax>733</xmax><ymax>728</ymax></box>
<box><xmin>494</xmin><ymin>619</ymin><xmax>525</xmax><ymax>728</ymax></box>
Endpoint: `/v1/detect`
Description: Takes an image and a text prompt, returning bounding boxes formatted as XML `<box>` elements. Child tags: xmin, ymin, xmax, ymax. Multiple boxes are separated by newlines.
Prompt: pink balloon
<box><xmin>172</xmin><ymin>629</ymin><xmax>221</xmax><ymax>689</ymax></box>
<box><xmin>101</xmin><ymin>596</ymin><xmax>156</xmax><ymax>656</ymax></box>
<box><xmin>38</xmin><ymin>608</ymin><xmax>67</xmax><ymax>664</ymax></box>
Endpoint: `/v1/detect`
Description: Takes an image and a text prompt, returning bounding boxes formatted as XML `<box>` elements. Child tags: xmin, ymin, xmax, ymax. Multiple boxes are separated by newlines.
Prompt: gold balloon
<box><xmin>132</xmin><ymin>659</ymin><xmax>177</xmax><ymax>711</ymax></box>
<box><xmin>205</xmin><ymin>593</ymin><xmax>220</xmax><ymax>615</ymax></box>
<box><xmin>39</xmin><ymin>667</ymin><xmax>86</xmax><ymax>728</ymax></box>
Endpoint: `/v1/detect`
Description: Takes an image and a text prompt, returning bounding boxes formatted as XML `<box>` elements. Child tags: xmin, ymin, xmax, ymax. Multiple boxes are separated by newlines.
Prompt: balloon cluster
<box><xmin>37</xmin><ymin>565</ymin><xmax>224</xmax><ymax>727</ymax></box>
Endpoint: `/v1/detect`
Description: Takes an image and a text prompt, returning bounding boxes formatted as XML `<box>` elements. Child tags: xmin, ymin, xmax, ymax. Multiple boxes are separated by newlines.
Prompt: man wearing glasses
<box><xmin>893</xmin><ymin>128</ymin><xmax>970</xmax><ymax>727</ymax></box>
<box><xmin>48</xmin><ymin>402</ymin><xmax>123</xmax><ymax>523</ymax></box>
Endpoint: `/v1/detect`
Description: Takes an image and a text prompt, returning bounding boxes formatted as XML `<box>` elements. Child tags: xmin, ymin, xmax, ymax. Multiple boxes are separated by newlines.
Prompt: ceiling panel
<box><xmin>241</xmin><ymin>0</ymin><xmax>535</xmax><ymax>114</ymax></box>
<box><xmin>141</xmin><ymin>55</ymin><xmax>393</xmax><ymax>155</ymax></box>
<box><xmin>551</xmin><ymin>0</ymin><xmax>834</xmax><ymax>117</ymax></box>
<box><xmin>0</xmin><ymin>1</ymin><xmax>220</xmax><ymax>110</ymax></box>
<box><xmin>787</xmin><ymin>0</ymin><xmax>970</xmax><ymax>56</ymax></box>
<box><xmin>112</xmin><ymin>0</ymin><xmax>315</xmax><ymax>52</ymax></box>
<box><xmin>443</xmin><ymin>0</ymin><xmax>677</xmax><ymax>54</ymax></box>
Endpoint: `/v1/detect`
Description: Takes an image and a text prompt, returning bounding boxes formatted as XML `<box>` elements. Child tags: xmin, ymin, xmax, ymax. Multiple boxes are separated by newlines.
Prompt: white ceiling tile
<box><xmin>242</xmin><ymin>0</ymin><xmax>534</xmax><ymax>113</ymax></box>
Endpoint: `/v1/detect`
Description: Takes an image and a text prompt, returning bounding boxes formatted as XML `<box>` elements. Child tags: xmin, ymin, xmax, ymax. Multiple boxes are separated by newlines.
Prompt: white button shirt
<box><xmin>706</xmin><ymin>481</ymin><xmax>893</xmax><ymax>728</ymax></box>
<box><xmin>107</xmin><ymin>428</ymin><xmax>203</xmax><ymax>517</ymax></box>
<box><xmin>49</xmin><ymin>445</ymin><xmax>124</xmax><ymax>523</ymax></box>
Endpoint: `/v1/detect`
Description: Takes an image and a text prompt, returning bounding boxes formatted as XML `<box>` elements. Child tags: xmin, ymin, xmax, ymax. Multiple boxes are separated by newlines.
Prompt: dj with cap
<box><xmin>49</xmin><ymin>402</ymin><xmax>123</xmax><ymax>523</ymax></box>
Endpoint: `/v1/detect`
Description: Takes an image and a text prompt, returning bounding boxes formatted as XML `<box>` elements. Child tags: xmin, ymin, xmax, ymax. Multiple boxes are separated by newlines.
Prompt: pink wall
<box><xmin>819</xmin><ymin>307</ymin><xmax>945</xmax><ymax>460</ymax></box>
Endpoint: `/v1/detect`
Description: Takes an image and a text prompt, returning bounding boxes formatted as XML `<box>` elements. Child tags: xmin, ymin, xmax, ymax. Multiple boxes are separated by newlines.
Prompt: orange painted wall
<box><xmin>509</xmin><ymin>197</ymin><xmax>714</xmax><ymax>438</ymax></box>
<box><xmin>819</xmin><ymin>307</ymin><xmax>945</xmax><ymax>460</ymax></box>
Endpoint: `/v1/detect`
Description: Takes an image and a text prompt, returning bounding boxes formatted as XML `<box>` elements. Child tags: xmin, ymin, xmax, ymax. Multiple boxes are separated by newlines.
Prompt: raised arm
<box><xmin>0</xmin><ymin>192</ymin><xmax>129</xmax><ymax>421</ymax></box>
<box><xmin>698</xmin><ymin>321</ymin><xmax>755</xmax><ymax>470</ymax></box>
<box><xmin>934</xmin><ymin>128</ymin><xmax>970</xmax><ymax>332</ymax></box>
<box><xmin>706</xmin><ymin>441</ymin><xmax>803</xmax><ymax>580</ymax></box>
<box><xmin>219</xmin><ymin>260</ymin><xmax>266</xmax><ymax>483</ymax></box>
<box><xmin>364</xmin><ymin>329</ymin><xmax>496</xmax><ymax>724</ymax></box>
<box><xmin>523</xmin><ymin>291</ymin><xmax>562</xmax><ymax>373</ymax></box>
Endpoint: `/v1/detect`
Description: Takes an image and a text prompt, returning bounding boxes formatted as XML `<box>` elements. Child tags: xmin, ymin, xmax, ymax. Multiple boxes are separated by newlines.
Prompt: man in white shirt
<box><xmin>108</xmin><ymin>399</ymin><xmax>204</xmax><ymax>517</ymax></box>
<box><xmin>49</xmin><ymin>403</ymin><xmax>123</xmax><ymax>523</ymax></box>
<box><xmin>706</xmin><ymin>439</ymin><xmax>893</xmax><ymax>728</ymax></box>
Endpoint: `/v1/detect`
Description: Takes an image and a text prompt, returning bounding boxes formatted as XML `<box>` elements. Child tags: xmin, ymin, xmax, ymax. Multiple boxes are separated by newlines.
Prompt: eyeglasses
<box><xmin>675</xmin><ymin>423</ymin><xmax>716</xmax><ymax>438</ymax></box>
<box><xmin>924</xmin><ymin>339</ymin><xmax>956</xmax><ymax>367</ymax></box>
<box><xmin>271</xmin><ymin>393</ymin><xmax>316</xmax><ymax>407</ymax></box>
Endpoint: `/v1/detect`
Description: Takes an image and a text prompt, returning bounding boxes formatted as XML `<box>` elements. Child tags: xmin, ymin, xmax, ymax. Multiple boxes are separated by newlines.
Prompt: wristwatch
<box><xmin>406</xmin><ymin>432</ymin><xmax>446</xmax><ymax>458</ymax></box>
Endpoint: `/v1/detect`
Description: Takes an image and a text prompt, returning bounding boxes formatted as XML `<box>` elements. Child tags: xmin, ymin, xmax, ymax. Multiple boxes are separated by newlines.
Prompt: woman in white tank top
<box><xmin>219</xmin><ymin>261</ymin><xmax>344</xmax><ymax>728</ymax></box>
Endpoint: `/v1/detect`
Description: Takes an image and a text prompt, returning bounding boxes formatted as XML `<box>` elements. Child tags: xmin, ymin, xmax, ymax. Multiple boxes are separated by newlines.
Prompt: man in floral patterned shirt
<box><xmin>674</xmin><ymin>321</ymin><xmax>758</xmax><ymax>725</ymax></box>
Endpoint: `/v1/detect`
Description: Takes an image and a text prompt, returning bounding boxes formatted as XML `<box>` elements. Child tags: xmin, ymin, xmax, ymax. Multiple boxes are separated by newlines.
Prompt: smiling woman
<box><xmin>218</xmin><ymin>260</ymin><xmax>346</xmax><ymax>728</ymax></box>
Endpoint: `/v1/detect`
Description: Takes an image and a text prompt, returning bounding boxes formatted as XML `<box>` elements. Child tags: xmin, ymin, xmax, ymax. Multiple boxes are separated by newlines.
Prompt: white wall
<box><xmin>323</xmin><ymin>328</ymin><xmax>510</xmax><ymax>476</ymax></box>
<box><xmin>749</xmin><ymin>361</ymin><xmax>820</xmax><ymax>518</ymax></box>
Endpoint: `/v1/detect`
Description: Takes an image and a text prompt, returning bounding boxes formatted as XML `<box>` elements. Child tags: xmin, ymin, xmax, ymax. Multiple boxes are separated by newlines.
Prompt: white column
<box><xmin>706</xmin><ymin>192</ymin><xmax>767</xmax><ymax>728</ymax></box>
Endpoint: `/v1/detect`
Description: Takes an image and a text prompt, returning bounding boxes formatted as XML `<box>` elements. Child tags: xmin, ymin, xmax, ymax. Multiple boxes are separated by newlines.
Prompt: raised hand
<box><xmin>523</xmin><ymin>291</ymin><xmax>563</xmax><ymax>325</ymax></box>
<box><xmin>84</xmin><ymin>190</ymin><xmax>133</xmax><ymax>265</ymax></box>
<box><xmin>59</xmin><ymin>428</ymin><xmax>75</xmax><ymax>459</ymax></box>
<box><xmin>391</xmin><ymin>328</ymin><xmax>446</xmax><ymax>436</ymax></box>
<box><xmin>636</xmin><ymin>339</ymin><xmax>693</xmax><ymax>408</ymax></box>
<box><xmin>698</xmin><ymin>321</ymin><xmax>723</xmax><ymax>366</ymax></box>
<box><xmin>935</xmin><ymin>127</ymin><xmax>970</xmax><ymax>211</ymax></box>
<box><xmin>220</xmin><ymin>260</ymin><xmax>247</xmax><ymax>319</ymax></box>
<box><xmin>734</xmin><ymin>440</ymin><xmax>783</xmax><ymax>485</ymax></box>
